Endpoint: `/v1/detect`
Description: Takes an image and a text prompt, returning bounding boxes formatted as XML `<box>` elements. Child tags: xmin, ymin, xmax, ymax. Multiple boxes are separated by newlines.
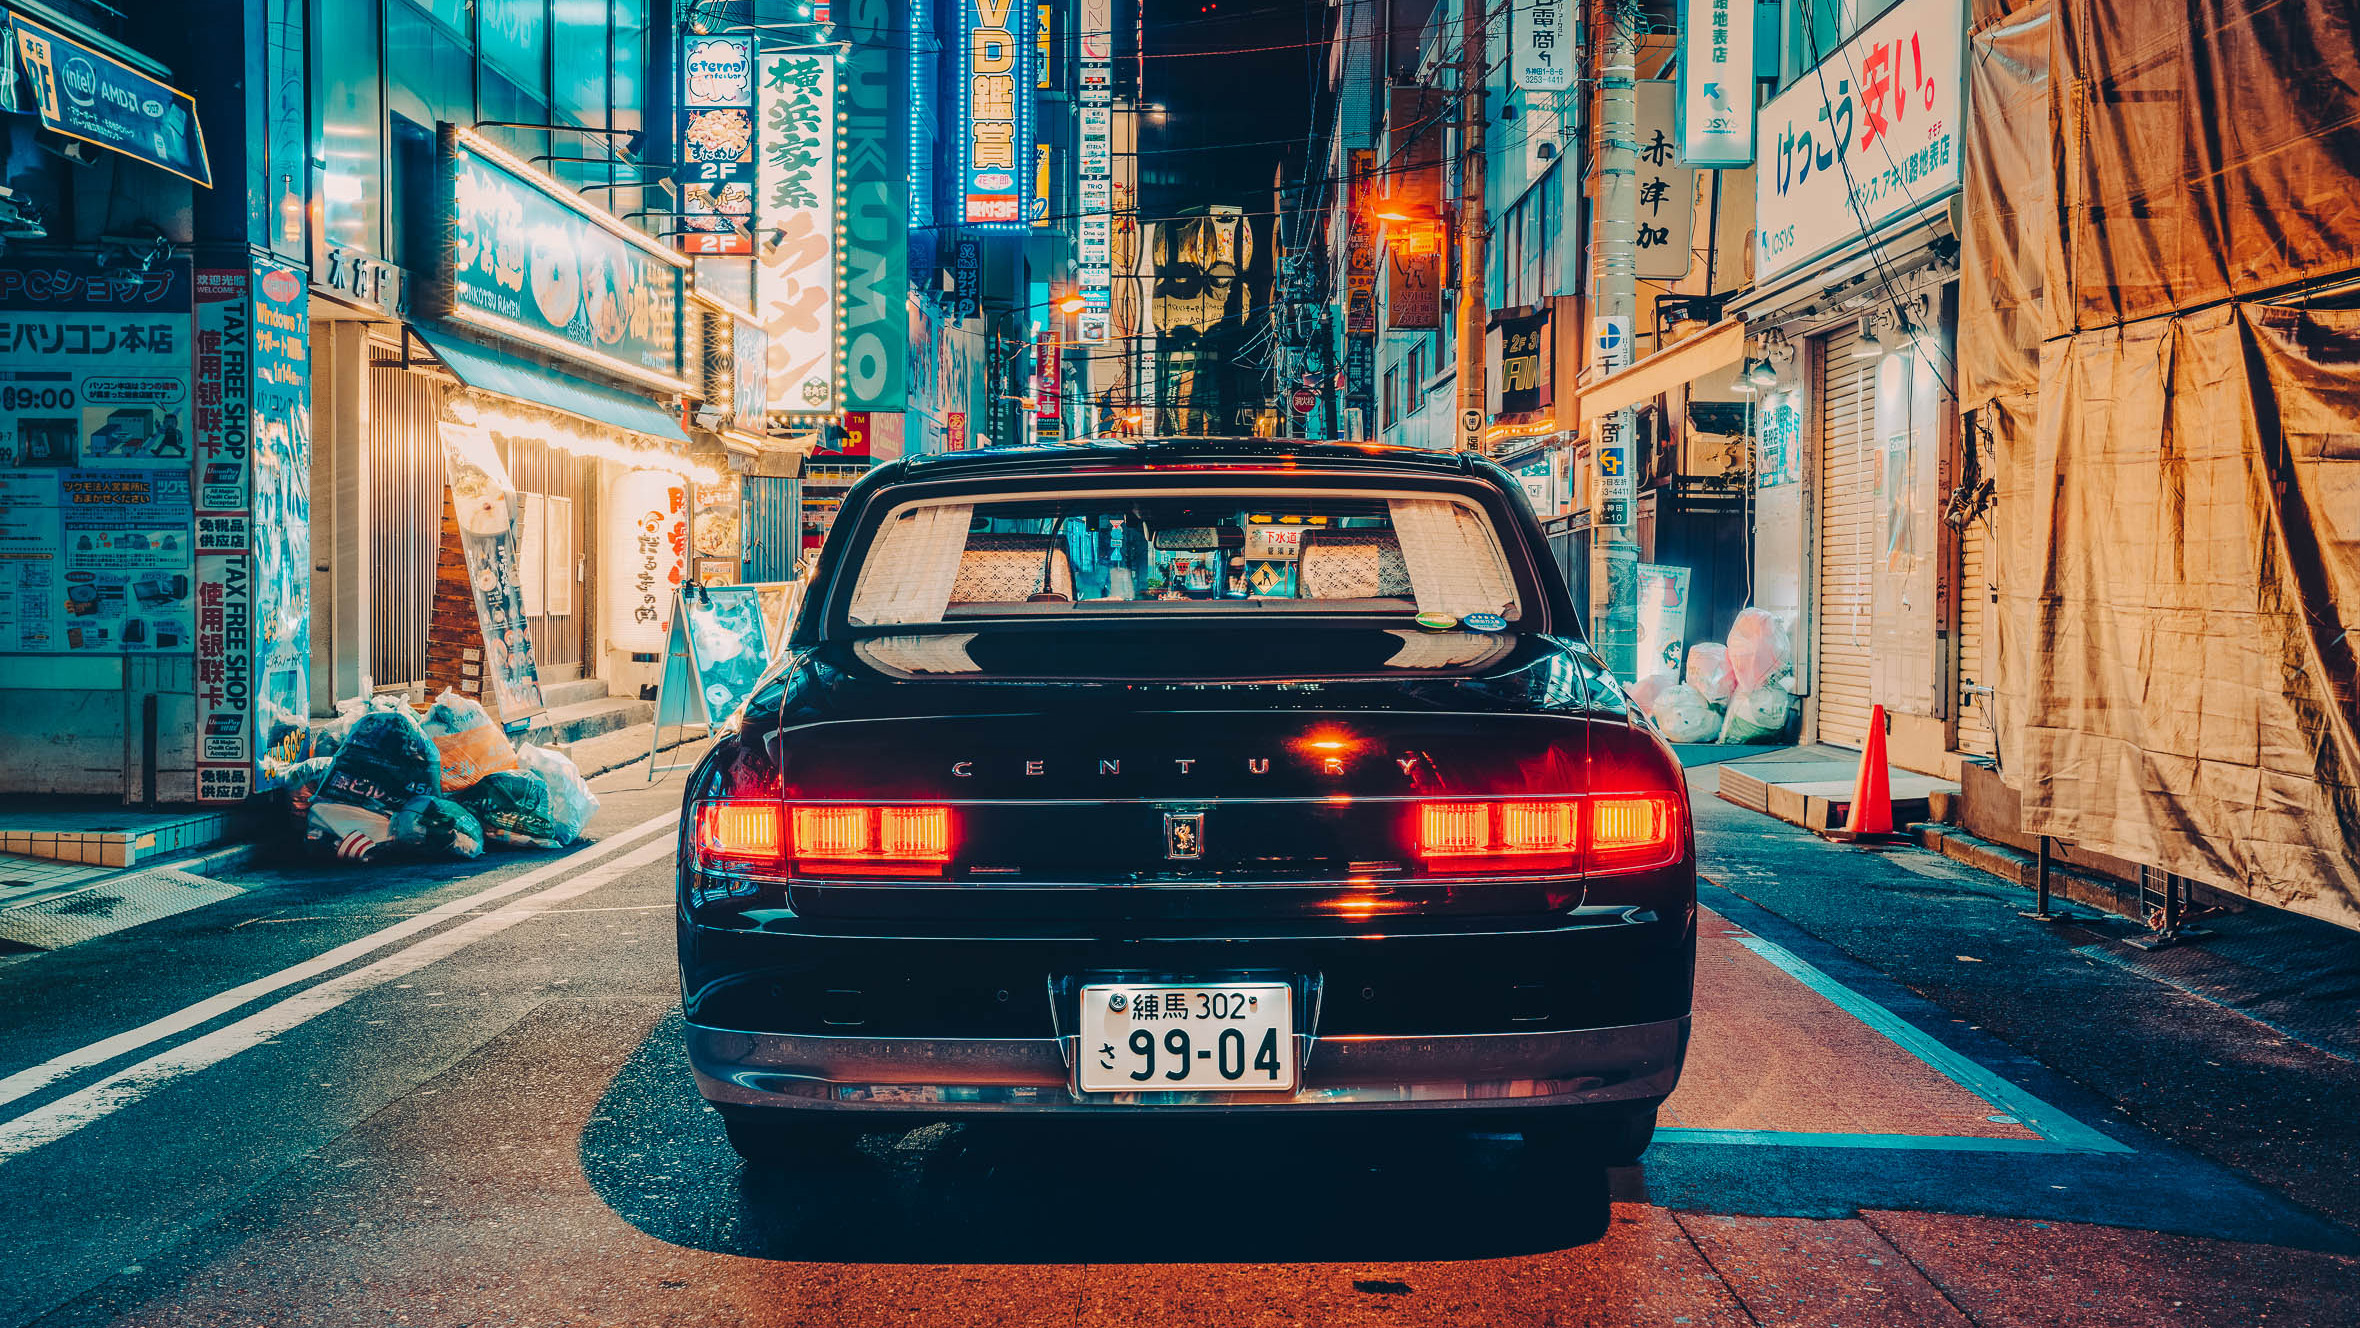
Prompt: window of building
<box><xmin>1383</xmin><ymin>366</ymin><xmax>1399</xmax><ymax>428</ymax></box>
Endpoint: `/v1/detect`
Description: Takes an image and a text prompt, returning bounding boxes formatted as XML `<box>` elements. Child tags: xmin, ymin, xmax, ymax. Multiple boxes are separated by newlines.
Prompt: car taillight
<box><xmin>695</xmin><ymin>802</ymin><xmax>782</xmax><ymax>863</ymax></box>
<box><xmin>1418</xmin><ymin>800</ymin><xmax>1579</xmax><ymax>872</ymax></box>
<box><xmin>789</xmin><ymin>805</ymin><xmax>954</xmax><ymax>876</ymax></box>
<box><xmin>1416</xmin><ymin>795</ymin><xmax>1678</xmax><ymax>874</ymax></box>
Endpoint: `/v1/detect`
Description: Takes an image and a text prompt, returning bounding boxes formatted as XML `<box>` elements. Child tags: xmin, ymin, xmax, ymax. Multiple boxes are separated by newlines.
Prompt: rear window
<box><xmin>843</xmin><ymin>488</ymin><xmax>1523</xmax><ymax>628</ymax></box>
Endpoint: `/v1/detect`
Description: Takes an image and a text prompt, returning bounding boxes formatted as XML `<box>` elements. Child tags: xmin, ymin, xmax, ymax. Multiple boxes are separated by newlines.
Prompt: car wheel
<box><xmin>722</xmin><ymin>1115</ymin><xmax>865</xmax><ymax>1170</ymax></box>
<box><xmin>1526</xmin><ymin>1106</ymin><xmax>1658</xmax><ymax>1168</ymax></box>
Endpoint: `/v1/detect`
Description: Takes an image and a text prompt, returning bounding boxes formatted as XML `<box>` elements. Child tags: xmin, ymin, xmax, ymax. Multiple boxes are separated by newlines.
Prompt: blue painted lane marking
<box><xmin>1655</xmin><ymin>1128</ymin><xmax>2098</xmax><ymax>1153</ymax></box>
<box><xmin>1725</xmin><ymin>933</ymin><xmax>2134</xmax><ymax>1155</ymax></box>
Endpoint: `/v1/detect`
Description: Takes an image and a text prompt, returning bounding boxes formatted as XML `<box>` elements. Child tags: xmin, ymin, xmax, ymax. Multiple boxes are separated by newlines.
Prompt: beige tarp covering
<box><xmin>1963</xmin><ymin>1</ymin><xmax>2360</xmax><ymax>928</ymax></box>
<box><xmin>1993</xmin><ymin>305</ymin><xmax>2360</xmax><ymax>931</ymax></box>
<box><xmin>2059</xmin><ymin>0</ymin><xmax>2360</xmax><ymax>330</ymax></box>
<box><xmin>1958</xmin><ymin>1</ymin><xmax>2055</xmax><ymax>411</ymax></box>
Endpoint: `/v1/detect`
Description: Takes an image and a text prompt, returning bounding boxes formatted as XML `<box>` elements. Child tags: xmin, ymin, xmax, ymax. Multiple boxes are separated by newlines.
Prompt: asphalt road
<box><xmin>0</xmin><ymin>753</ymin><xmax>2355</xmax><ymax>1327</ymax></box>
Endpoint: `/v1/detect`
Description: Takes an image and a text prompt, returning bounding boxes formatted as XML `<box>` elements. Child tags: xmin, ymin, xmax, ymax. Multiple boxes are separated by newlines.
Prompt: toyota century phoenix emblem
<box><xmin>1164</xmin><ymin>811</ymin><xmax>1205</xmax><ymax>860</ymax></box>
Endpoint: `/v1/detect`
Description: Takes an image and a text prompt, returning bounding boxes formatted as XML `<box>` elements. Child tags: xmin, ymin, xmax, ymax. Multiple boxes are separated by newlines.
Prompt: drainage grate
<box><xmin>0</xmin><ymin>868</ymin><xmax>246</xmax><ymax>951</ymax></box>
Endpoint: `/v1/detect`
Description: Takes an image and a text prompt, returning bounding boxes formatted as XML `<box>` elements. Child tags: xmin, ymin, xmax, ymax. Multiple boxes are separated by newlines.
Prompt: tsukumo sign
<box><xmin>1753</xmin><ymin>0</ymin><xmax>1963</xmax><ymax>282</ymax></box>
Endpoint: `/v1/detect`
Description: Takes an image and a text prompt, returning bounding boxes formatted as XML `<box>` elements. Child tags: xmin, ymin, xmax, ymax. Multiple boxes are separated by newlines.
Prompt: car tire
<box><xmin>722</xmin><ymin>1114</ymin><xmax>865</xmax><ymax>1170</ymax></box>
<box><xmin>1526</xmin><ymin>1106</ymin><xmax>1658</xmax><ymax>1168</ymax></box>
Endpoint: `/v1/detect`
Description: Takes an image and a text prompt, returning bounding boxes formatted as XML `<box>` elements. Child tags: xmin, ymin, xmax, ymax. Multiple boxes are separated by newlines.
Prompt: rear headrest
<box><xmin>950</xmin><ymin>534</ymin><xmax>1075</xmax><ymax>602</ymax></box>
<box><xmin>1296</xmin><ymin>529</ymin><xmax>1411</xmax><ymax>599</ymax></box>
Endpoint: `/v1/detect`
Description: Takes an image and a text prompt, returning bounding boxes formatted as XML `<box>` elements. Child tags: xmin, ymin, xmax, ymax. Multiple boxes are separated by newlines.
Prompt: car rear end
<box><xmin>675</xmin><ymin>446</ymin><xmax>1695</xmax><ymax>1151</ymax></box>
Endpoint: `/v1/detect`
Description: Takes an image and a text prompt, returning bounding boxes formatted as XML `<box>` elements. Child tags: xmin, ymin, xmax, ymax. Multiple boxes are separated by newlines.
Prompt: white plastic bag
<box><xmin>1725</xmin><ymin>608</ymin><xmax>1795</xmax><ymax>693</ymax></box>
<box><xmin>1717</xmin><ymin>684</ymin><xmax>1794</xmax><ymax>744</ymax></box>
<box><xmin>1685</xmin><ymin>642</ymin><xmax>1736</xmax><ymax>705</ymax></box>
<box><xmin>1625</xmin><ymin>670</ymin><xmax>1678</xmax><ymax>715</ymax></box>
<box><xmin>1648</xmin><ymin>683</ymin><xmax>1721</xmax><ymax>743</ymax></box>
<box><xmin>514</xmin><ymin>743</ymin><xmax>600</xmax><ymax>846</ymax></box>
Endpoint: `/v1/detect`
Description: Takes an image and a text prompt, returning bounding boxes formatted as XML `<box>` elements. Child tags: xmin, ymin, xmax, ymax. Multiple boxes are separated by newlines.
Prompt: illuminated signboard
<box><xmin>757</xmin><ymin>53</ymin><xmax>837</xmax><ymax>417</ymax></box>
<box><xmin>960</xmin><ymin>0</ymin><xmax>1033</xmax><ymax>226</ymax></box>
<box><xmin>677</xmin><ymin>34</ymin><xmax>757</xmax><ymax>254</ymax></box>
<box><xmin>439</xmin><ymin>125</ymin><xmax>689</xmax><ymax>393</ymax></box>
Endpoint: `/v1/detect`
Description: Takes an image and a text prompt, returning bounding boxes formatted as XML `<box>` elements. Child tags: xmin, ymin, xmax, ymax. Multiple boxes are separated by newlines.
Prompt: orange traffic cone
<box><xmin>1841</xmin><ymin>704</ymin><xmax>1895</xmax><ymax>839</ymax></box>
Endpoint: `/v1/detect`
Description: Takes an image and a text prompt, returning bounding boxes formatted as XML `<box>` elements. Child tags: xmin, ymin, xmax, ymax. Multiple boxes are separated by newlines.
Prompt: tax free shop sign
<box><xmin>960</xmin><ymin>0</ymin><xmax>1034</xmax><ymax>226</ymax></box>
<box><xmin>1753</xmin><ymin>0</ymin><xmax>1963</xmax><ymax>283</ymax></box>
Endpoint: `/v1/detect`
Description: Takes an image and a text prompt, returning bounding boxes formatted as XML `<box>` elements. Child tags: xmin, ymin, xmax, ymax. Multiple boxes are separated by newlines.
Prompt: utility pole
<box><xmin>1587</xmin><ymin>0</ymin><xmax>1641</xmax><ymax>678</ymax></box>
<box><xmin>1453</xmin><ymin>0</ymin><xmax>1487</xmax><ymax>455</ymax></box>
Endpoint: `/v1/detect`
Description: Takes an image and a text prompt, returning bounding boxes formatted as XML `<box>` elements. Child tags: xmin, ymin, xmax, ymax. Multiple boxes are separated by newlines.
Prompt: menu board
<box><xmin>0</xmin><ymin>257</ymin><xmax>195</xmax><ymax>653</ymax></box>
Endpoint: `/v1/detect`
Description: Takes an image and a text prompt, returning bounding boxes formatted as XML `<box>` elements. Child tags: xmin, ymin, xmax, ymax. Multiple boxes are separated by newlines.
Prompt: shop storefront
<box><xmin>1733</xmin><ymin>0</ymin><xmax>1969</xmax><ymax>777</ymax></box>
<box><xmin>309</xmin><ymin>126</ymin><xmax>712</xmax><ymax>722</ymax></box>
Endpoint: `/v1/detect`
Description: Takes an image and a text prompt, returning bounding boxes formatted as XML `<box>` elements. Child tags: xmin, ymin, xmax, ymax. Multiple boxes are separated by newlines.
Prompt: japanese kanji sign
<box><xmin>960</xmin><ymin>0</ymin><xmax>1034</xmax><ymax>225</ymax></box>
<box><xmin>1635</xmin><ymin>81</ymin><xmax>1697</xmax><ymax>281</ymax></box>
<box><xmin>1678</xmin><ymin>0</ymin><xmax>1756</xmax><ymax>166</ymax></box>
<box><xmin>0</xmin><ymin>257</ymin><xmax>193</xmax><ymax>657</ymax></box>
<box><xmin>1755</xmin><ymin>0</ymin><xmax>1963</xmax><ymax>281</ymax></box>
<box><xmin>1513</xmin><ymin>0</ymin><xmax>1573</xmax><ymax>91</ymax></box>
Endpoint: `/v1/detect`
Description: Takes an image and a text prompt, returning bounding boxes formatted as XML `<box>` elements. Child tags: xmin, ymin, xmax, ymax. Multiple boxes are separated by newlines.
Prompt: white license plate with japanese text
<box><xmin>1076</xmin><ymin>982</ymin><xmax>1297</xmax><ymax>1094</ymax></box>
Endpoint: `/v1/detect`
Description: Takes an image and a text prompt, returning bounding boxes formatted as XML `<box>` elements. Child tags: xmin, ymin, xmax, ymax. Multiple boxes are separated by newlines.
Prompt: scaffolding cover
<box><xmin>1995</xmin><ymin>304</ymin><xmax>2360</xmax><ymax>931</ymax></box>
<box><xmin>2059</xmin><ymin>0</ymin><xmax>2360</xmax><ymax>328</ymax></box>
<box><xmin>1959</xmin><ymin>1</ymin><xmax>2055</xmax><ymax>410</ymax></box>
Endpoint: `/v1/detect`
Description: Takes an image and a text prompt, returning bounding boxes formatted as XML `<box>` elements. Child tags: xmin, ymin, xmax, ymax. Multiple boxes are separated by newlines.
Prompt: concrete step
<box><xmin>521</xmin><ymin>695</ymin><xmax>654</xmax><ymax>748</ymax></box>
<box><xmin>538</xmin><ymin>677</ymin><xmax>612</xmax><ymax>710</ymax></box>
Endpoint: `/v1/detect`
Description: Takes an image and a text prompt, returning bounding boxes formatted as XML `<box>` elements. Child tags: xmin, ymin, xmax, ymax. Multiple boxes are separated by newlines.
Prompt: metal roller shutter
<box><xmin>1956</xmin><ymin>514</ymin><xmax>1995</xmax><ymax>757</ymax></box>
<box><xmin>367</xmin><ymin>366</ymin><xmax>443</xmax><ymax>690</ymax></box>
<box><xmin>1814</xmin><ymin>327</ymin><xmax>1877</xmax><ymax>750</ymax></box>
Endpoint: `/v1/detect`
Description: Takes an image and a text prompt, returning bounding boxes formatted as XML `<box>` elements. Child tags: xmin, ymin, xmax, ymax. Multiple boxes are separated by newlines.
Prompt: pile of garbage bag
<box><xmin>1635</xmin><ymin>608</ymin><xmax>1800</xmax><ymax>745</ymax></box>
<box><xmin>267</xmin><ymin>690</ymin><xmax>600</xmax><ymax>864</ymax></box>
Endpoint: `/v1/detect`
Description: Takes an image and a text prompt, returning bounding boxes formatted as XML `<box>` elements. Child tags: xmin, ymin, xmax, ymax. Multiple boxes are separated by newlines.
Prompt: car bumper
<box><xmin>687</xmin><ymin>1015</ymin><xmax>1689</xmax><ymax>1115</ymax></box>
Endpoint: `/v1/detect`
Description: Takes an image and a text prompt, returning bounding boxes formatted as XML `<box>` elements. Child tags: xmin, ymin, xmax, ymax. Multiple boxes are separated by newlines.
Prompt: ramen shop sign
<box><xmin>961</xmin><ymin>0</ymin><xmax>1030</xmax><ymax>225</ymax></box>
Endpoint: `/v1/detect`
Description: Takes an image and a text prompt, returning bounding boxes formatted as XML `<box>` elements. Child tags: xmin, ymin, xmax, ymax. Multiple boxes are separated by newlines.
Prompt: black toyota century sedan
<box><xmin>676</xmin><ymin>439</ymin><xmax>1695</xmax><ymax>1167</ymax></box>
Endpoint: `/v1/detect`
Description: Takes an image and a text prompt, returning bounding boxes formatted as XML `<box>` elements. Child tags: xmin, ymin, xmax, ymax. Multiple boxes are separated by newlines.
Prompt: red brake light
<box><xmin>1415</xmin><ymin>796</ymin><xmax>1678</xmax><ymax>874</ymax></box>
<box><xmin>789</xmin><ymin>805</ymin><xmax>954</xmax><ymax>876</ymax></box>
<box><xmin>696</xmin><ymin>803</ymin><xmax>783</xmax><ymax>862</ymax></box>
<box><xmin>1418</xmin><ymin>800</ymin><xmax>1579</xmax><ymax>872</ymax></box>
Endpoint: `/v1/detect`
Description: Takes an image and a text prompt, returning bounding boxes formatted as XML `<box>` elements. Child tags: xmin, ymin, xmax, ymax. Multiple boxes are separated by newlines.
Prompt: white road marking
<box><xmin>0</xmin><ymin>834</ymin><xmax>678</xmax><ymax>1163</ymax></box>
<box><xmin>0</xmin><ymin>810</ymin><xmax>680</xmax><ymax>1115</ymax></box>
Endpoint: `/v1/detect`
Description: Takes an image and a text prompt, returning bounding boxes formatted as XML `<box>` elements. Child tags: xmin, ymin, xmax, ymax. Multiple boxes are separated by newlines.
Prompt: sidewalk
<box><xmin>1684</xmin><ymin>757</ymin><xmax>2360</xmax><ymax>1233</ymax></box>
<box><xmin>0</xmin><ymin>722</ymin><xmax>709</xmax><ymax>956</ymax></box>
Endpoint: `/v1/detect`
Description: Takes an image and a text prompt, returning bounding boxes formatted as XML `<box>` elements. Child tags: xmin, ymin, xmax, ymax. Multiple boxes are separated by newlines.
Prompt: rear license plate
<box><xmin>1076</xmin><ymin>982</ymin><xmax>1297</xmax><ymax>1094</ymax></box>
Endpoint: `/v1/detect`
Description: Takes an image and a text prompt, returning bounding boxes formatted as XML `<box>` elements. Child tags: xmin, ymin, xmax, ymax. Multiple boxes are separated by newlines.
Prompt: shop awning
<box><xmin>410</xmin><ymin>324</ymin><xmax>689</xmax><ymax>444</ymax></box>
<box><xmin>1577</xmin><ymin>318</ymin><xmax>1746</xmax><ymax>422</ymax></box>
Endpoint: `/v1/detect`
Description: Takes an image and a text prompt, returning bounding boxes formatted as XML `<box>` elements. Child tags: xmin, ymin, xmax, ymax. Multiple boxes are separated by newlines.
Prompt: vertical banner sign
<box><xmin>758</xmin><ymin>53</ymin><xmax>837</xmax><ymax>417</ymax></box>
<box><xmin>194</xmin><ymin>257</ymin><xmax>309</xmax><ymax>802</ymax></box>
<box><xmin>1756</xmin><ymin>0</ymin><xmax>1963</xmax><ymax>281</ymax></box>
<box><xmin>1634</xmin><ymin>82</ymin><xmax>1697</xmax><ymax>280</ymax></box>
<box><xmin>1511</xmin><ymin>0</ymin><xmax>1573</xmax><ymax>91</ymax></box>
<box><xmin>1344</xmin><ymin>149</ymin><xmax>1378</xmax><ymax>334</ymax></box>
<box><xmin>1077</xmin><ymin>0</ymin><xmax>1112</xmax><ymax>104</ymax></box>
<box><xmin>959</xmin><ymin>0</ymin><xmax>1031</xmax><ymax>225</ymax></box>
<box><xmin>1595</xmin><ymin>411</ymin><xmax>1635</xmax><ymax>528</ymax></box>
<box><xmin>0</xmin><ymin>258</ymin><xmax>193</xmax><ymax>657</ymax></box>
<box><xmin>248</xmin><ymin>261</ymin><xmax>311</xmax><ymax>780</ymax></box>
<box><xmin>606</xmin><ymin>467</ymin><xmax>688</xmax><ymax>654</ymax></box>
<box><xmin>192</xmin><ymin>269</ymin><xmax>252</xmax><ymax>803</ymax></box>
<box><xmin>1077</xmin><ymin>103</ymin><xmax>1112</xmax><ymax>315</ymax></box>
<box><xmin>840</xmin><ymin>0</ymin><xmax>909</xmax><ymax>412</ymax></box>
<box><xmin>437</xmin><ymin>422</ymin><xmax>545</xmax><ymax>719</ymax></box>
<box><xmin>1035</xmin><ymin>332</ymin><xmax>1061</xmax><ymax>428</ymax></box>
<box><xmin>1635</xmin><ymin>563</ymin><xmax>1693</xmax><ymax>676</ymax></box>
<box><xmin>1678</xmin><ymin>0</ymin><xmax>1756</xmax><ymax>166</ymax></box>
<box><xmin>952</xmin><ymin>235</ymin><xmax>982</xmax><ymax>319</ymax></box>
<box><xmin>678</xmin><ymin>34</ymin><xmax>758</xmax><ymax>254</ymax></box>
